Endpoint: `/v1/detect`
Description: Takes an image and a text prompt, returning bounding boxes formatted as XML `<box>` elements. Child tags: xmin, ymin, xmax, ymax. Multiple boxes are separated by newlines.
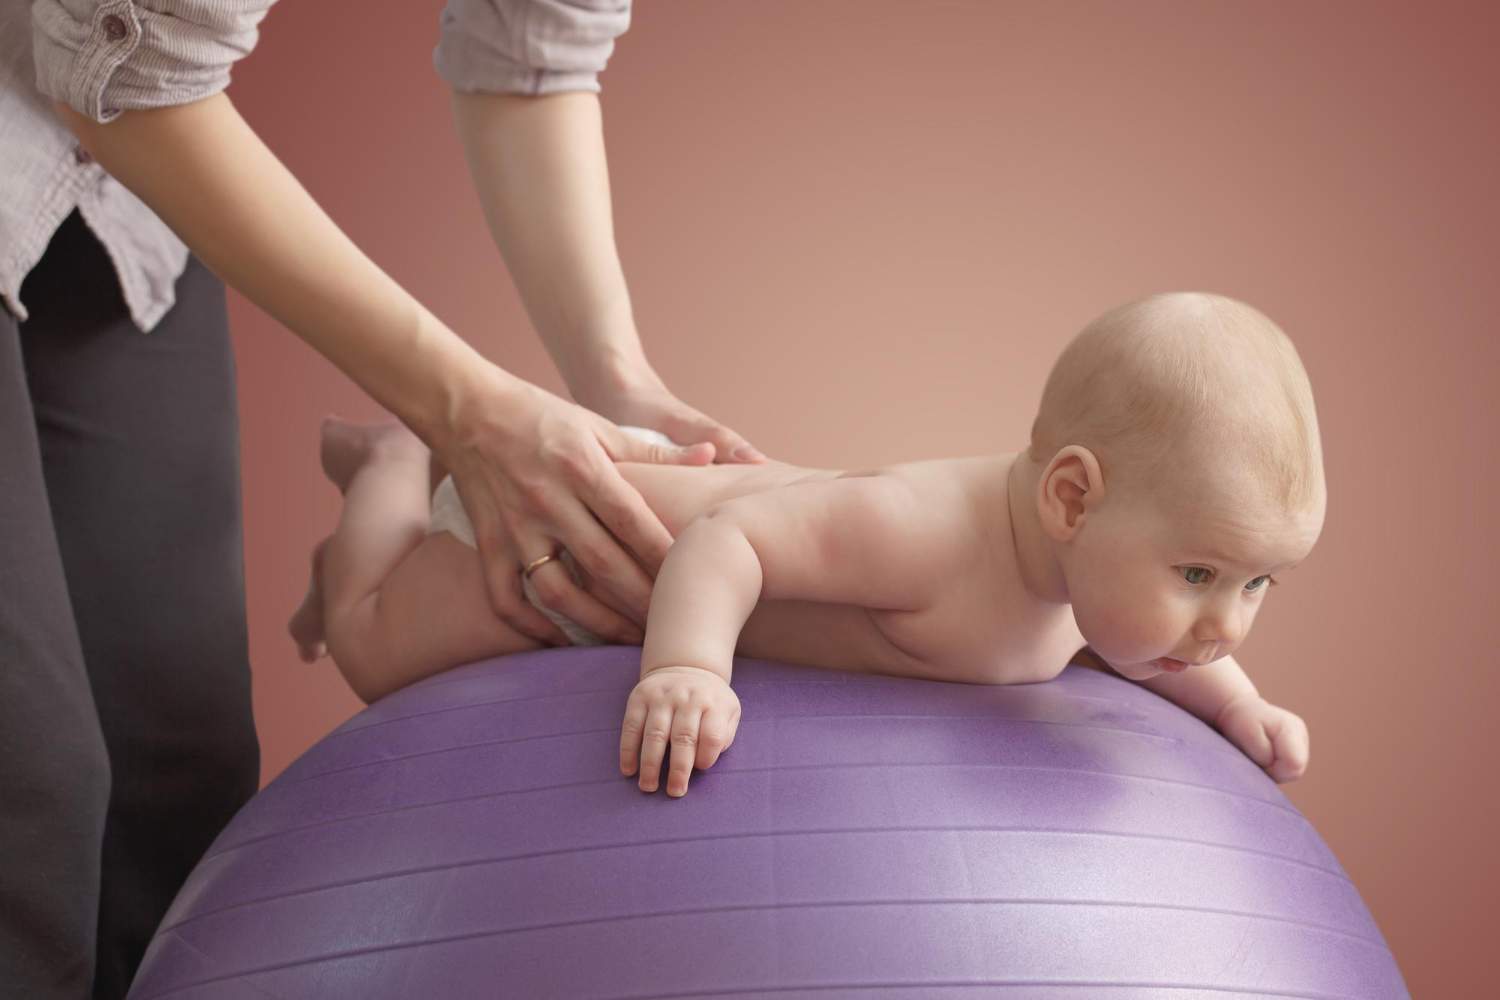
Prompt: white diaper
<box><xmin>427</xmin><ymin>425</ymin><xmax>679</xmax><ymax>646</ymax></box>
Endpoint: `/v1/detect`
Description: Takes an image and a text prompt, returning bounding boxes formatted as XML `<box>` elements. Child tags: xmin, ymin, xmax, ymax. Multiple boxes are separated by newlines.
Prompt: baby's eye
<box><xmin>1245</xmin><ymin>575</ymin><xmax>1277</xmax><ymax>593</ymax></box>
<box><xmin>1180</xmin><ymin>566</ymin><xmax>1213</xmax><ymax>585</ymax></box>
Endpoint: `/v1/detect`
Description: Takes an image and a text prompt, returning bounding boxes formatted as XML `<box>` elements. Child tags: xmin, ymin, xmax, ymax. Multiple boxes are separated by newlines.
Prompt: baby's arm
<box><xmin>619</xmin><ymin>475</ymin><xmax>961</xmax><ymax>796</ymax></box>
<box><xmin>1138</xmin><ymin>655</ymin><xmax>1309</xmax><ymax>783</ymax></box>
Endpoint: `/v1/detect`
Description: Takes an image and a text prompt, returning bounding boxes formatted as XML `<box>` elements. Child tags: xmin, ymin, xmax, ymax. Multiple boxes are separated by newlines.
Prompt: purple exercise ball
<box><xmin>129</xmin><ymin>647</ymin><xmax>1408</xmax><ymax>998</ymax></box>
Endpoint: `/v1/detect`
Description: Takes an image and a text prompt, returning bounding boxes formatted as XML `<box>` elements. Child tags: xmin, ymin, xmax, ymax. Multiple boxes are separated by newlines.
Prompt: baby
<box><xmin>289</xmin><ymin>292</ymin><xmax>1323</xmax><ymax>798</ymax></box>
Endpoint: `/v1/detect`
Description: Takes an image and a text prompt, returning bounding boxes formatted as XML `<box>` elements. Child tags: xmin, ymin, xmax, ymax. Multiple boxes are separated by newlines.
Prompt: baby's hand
<box><xmin>1215</xmin><ymin>696</ymin><xmax>1310</xmax><ymax>783</ymax></box>
<box><xmin>620</xmin><ymin>666</ymin><xmax>741</xmax><ymax>797</ymax></box>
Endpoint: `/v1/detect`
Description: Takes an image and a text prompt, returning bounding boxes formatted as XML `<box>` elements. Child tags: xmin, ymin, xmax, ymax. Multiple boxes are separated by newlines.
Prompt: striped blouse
<box><xmin>0</xmin><ymin>0</ymin><xmax>631</xmax><ymax>331</ymax></box>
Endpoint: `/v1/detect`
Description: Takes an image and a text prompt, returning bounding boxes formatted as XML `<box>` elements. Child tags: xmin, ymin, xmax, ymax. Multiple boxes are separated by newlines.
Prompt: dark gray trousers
<box><xmin>0</xmin><ymin>213</ymin><xmax>259</xmax><ymax>1000</ymax></box>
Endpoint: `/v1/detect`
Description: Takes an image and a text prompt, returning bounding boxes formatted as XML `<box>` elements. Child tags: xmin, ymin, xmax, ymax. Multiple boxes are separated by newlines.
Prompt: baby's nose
<box><xmin>1194</xmin><ymin>609</ymin><xmax>1246</xmax><ymax>649</ymax></box>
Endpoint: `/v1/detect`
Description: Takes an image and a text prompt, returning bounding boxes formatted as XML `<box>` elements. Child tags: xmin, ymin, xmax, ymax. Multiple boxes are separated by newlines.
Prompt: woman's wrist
<box><xmin>419</xmin><ymin>334</ymin><xmax>533</xmax><ymax>461</ymax></box>
<box><xmin>560</xmin><ymin>337</ymin><xmax>659</xmax><ymax>414</ymax></box>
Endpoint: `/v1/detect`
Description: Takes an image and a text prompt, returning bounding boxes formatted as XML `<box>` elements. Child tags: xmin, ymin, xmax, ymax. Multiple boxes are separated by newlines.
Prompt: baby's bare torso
<box><xmin>614</xmin><ymin>454</ymin><xmax>1086</xmax><ymax>684</ymax></box>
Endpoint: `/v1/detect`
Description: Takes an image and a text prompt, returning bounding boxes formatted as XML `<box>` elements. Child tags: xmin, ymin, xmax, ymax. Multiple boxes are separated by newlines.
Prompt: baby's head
<box><xmin>1025</xmin><ymin>292</ymin><xmax>1325</xmax><ymax>681</ymax></box>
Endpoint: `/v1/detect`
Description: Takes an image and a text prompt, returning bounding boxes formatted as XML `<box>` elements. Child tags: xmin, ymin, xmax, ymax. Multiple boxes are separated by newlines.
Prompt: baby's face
<box><xmin>1063</xmin><ymin>476</ymin><xmax>1323</xmax><ymax>681</ymax></box>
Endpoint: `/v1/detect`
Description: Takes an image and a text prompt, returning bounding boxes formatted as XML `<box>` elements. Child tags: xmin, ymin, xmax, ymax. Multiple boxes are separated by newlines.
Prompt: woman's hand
<box><xmin>571</xmin><ymin>359</ymin><xmax>766</xmax><ymax>464</ymax></box>
<box><xmin>620</xmin><ymin>666</ymin><xmax>741</xmax><ymax>797</ymax></box>
<box><xmin>437</xmin><ymin>374</ymin><xmax>714</xmax><ymax>647</ymax></box>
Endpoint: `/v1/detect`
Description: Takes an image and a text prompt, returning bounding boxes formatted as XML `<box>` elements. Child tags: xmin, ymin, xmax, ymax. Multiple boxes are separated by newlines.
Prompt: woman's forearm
<box><xmin>449</xmin><ymin>90</ymin><xmax>648</xmax><ymax>403</ymax></box>
<box><xmin>56</xmin><ymin>93</ymin><xmax>505</xmax><ymax>450</ymax></box>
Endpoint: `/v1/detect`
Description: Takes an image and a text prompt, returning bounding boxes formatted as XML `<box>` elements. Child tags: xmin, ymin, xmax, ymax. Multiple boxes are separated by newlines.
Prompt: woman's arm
<box><xmin>58</xmin><ymin>95</ymin><xmax>483</xmax><ymax>444</ymax></box>
<box><xmin>449</xmin><ymin>90</ymin><xmax>763</xmax><ymax>462</ymax></box>
<box><xmin>56</xmin><ymin>93</ymin><xmax>704</xmax><ymax>645</ymax></box>
<box><xmin>450</xmin><ymin>91</ymin><xmax>640</xmax><ymax>405</ymax></box>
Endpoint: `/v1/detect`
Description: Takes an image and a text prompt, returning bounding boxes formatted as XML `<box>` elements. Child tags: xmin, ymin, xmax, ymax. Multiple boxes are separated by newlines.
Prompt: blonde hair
<box><xmin>1028</xmin><ymin>292</ymin><xmax>1324</xmax><ymax>512</ymax></box>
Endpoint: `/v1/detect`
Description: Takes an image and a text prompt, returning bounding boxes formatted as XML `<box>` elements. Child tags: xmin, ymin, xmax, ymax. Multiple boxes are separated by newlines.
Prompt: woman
<box><xmin>0</xmin><ymin>1</ymin><xmax>749</xmax><ymax>997</ymax></box>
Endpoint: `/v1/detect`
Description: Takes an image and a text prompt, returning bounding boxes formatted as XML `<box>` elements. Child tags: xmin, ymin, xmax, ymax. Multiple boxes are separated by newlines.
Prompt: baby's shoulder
<box><xmin>860</xmin><ymin>454</ymin><xmax>1077</xmax><ymax>681</ymax></box>
<box><xmin>848</xmin><ymin>454</ymin><xmax>1013</xmax><ymax>528</ymax></box>
<box><xmin>832</xmin><ymin>456</ymin><xmax>1013</xmax><ymax>584</ymax></box>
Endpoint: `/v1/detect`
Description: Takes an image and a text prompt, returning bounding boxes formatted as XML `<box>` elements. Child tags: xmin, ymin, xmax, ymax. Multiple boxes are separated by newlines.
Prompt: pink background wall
<box><xmin>227</xmin><ymin>3</ymin><xmax>1496</xmax><ymax>994</ymax></box>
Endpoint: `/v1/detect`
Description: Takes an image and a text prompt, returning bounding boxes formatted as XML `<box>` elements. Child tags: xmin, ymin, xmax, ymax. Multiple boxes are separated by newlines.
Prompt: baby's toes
<box><xmin>287</xmin><ymin>597</ymin><xmax>325</xmax><ymax>656</ymax></box>
<box><xmin>296</xmin><ymin>639</ymin><xmax>327</xmax><ymax>664</ymax></box>
<box><xmin>287</xmin><ymin>539</ymin><xmax>330</xmax><ymax>657</ymax></box>
<box><xmin>318</xmin><ymin>416</ymin><xmax>371</xmax><ymax>492</ymax></box>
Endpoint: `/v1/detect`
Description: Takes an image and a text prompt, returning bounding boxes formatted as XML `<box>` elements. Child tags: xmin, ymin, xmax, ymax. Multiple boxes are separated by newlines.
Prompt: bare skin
<box><xmin>59</xmin><ymin>94</ymin><xmax>763</xmax><ymax>655</ymax></box>
<box><xmin>289</xmin><ymin>419</ymin><xmax>1068</xmax><ymax>699</ymax></box>
<box><xmin>291</xmin><ymin>417</ymin><xmax>1315</xmax><ymax>797</ymax></box>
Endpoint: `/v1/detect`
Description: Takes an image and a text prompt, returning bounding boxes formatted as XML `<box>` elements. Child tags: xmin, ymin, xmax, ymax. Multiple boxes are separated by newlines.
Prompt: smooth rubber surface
<box><xmin>130</xmin><ymin>648</ymin><xmax>1408</xmax><ymax>999</ymax></box>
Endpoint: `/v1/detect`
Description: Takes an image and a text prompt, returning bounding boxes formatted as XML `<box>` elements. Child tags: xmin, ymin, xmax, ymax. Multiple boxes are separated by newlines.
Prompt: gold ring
<box><xmin>522</xmin><ymin>551</ymin><xmax>560</xmax><ymax>579</ymax></box>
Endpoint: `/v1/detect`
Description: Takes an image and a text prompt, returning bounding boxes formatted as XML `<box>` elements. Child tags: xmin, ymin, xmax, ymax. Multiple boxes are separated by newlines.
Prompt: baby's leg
<box><xmin>290</xmin><ymin>418</ymin><xmax>542</xmax><ymax>702</ymax></box>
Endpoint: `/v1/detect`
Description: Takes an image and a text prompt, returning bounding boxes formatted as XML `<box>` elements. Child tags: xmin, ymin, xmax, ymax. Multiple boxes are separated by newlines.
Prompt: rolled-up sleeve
<box><xmin>32</xmin><ymin>0</ymin><xmax>273</xmax><ymax>123</ymax></box>
<box><xmin>435</xmin><ymin>0</ymin><xmax>630</xmax><ymax>96</ymax></box>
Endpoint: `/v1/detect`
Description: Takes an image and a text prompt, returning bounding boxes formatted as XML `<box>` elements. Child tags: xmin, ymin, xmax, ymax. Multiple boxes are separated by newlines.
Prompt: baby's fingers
<box><xmin>1222</xmin><ymin>712</ymin><xmax>1275</xmax><ymax>770</ymax></box>
<box><xmin>695</xmin><ymin>712</ymin><xmax>735</xmax><ymax>771</ymax></box>
<box><xmin>636</xmin><ymin>703</ymin><xmax>675</xmax><ymax>793</ymax></box>
<box><xmin>1267</xmin><ymin>719</ymin><xmax>1310</xmax><ymax>783</ymax></box>
<box><xmin>619</xmin><ymin>691</ymin><xmax>649</xmax><ymax>777</ymax></box>
<box><xmin>1245</xmin><ymin>724</ymin><xmax>1276</xmax><ymax>770</ymax></box>
<box><xmin>666</xmin><ymin>706</ymin><xmax>706</xmax><ymax>798</ymax></box>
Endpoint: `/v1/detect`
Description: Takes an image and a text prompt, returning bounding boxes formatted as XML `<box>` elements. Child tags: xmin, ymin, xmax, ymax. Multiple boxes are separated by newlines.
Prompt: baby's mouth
<box><xmin>1151</xmin><ymin>657</ymin><xmax>1190</xmax><ymax>673</ymax></box>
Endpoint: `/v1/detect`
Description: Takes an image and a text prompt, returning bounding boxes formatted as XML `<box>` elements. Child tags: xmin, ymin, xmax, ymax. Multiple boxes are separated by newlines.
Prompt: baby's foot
<box><xmin>288</xmin><ymin>537</ymin><xmax>330</xmax><ymax>663</ymax></box>
<box><xmin>319</xmin><ymin>415</ymin><xmax>424</xmax><ymax>494</ymax></box>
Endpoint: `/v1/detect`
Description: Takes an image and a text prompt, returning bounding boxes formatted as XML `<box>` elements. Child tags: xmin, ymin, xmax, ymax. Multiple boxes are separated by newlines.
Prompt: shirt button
<box><xmin>103</xmin><ymin>14</ymin><xmax>127</xmax><ymax>41</ymax></box>
<box><xmin>74</xmin><ymin>145</ymin><xmax>93</xmax><ymax>165</ymax></box>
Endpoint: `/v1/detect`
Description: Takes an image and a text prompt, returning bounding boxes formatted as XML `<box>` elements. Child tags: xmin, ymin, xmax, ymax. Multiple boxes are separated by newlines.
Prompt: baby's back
<box><xmin>614</xmin><ymin>454</ymin><xmax>1083</xmax><ymax>683</ymax></box>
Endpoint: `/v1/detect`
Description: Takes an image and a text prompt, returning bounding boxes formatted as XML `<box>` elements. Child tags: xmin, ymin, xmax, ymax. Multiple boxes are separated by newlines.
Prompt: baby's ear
<box><xmin>1037</xmin><ymin>445</ymin><xmax>1104</xmax><ymax>541</ymax></box>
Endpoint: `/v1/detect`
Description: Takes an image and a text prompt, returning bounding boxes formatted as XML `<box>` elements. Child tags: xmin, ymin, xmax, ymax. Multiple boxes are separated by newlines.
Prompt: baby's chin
<box><xmin>1098</xmin><ymin>657</ymin><xmax>1174</xmax><ymax>682</ymax></box>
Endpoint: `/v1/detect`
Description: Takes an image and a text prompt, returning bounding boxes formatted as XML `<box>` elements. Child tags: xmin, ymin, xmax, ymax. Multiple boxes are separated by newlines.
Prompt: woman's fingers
<box><xmin>444</xmin><ymin>467</ymin><xmax>568</xmax><ymax>645</ymax></box>
<box><xmin>451</xmin><ymin>440</ymin><xmax>650</xmax><ymax>635</ymax></box>
<box><xmin>659</xmin><ymin>409</ymin><xmax>766</xmax><ymax>465</ymax></box>
<box><xmin>525</xmin><ymin>554</ymin><xmax>643</xmax><ymax>646</ymax></box>
<box><xmin>471</xmin><ymin>521</ymin><xmax>570</xmax><ymax>646</ymax></box>
<box><xmin>598</xmin><ymin>420</ymin><xmax>714</xmax><ymax>468</ymax></box>
<box><xmin>439</xmin><ymin>383</ymin><xmax>705</xmax><ymax>630</ymax></box>
<box><xmin>530</xmin><ymin>473</ymin><xmax>657</xmax><ymax>625</ymax></box>
<box><xmin>578</xmin><ymin>370</ymin><xmax>765</xmax><ymax>465</ymax></box>
<box><xmin>555</xmin><ymin>453</ymin><xmax>675</xmax><ymax>588</ymax></box>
